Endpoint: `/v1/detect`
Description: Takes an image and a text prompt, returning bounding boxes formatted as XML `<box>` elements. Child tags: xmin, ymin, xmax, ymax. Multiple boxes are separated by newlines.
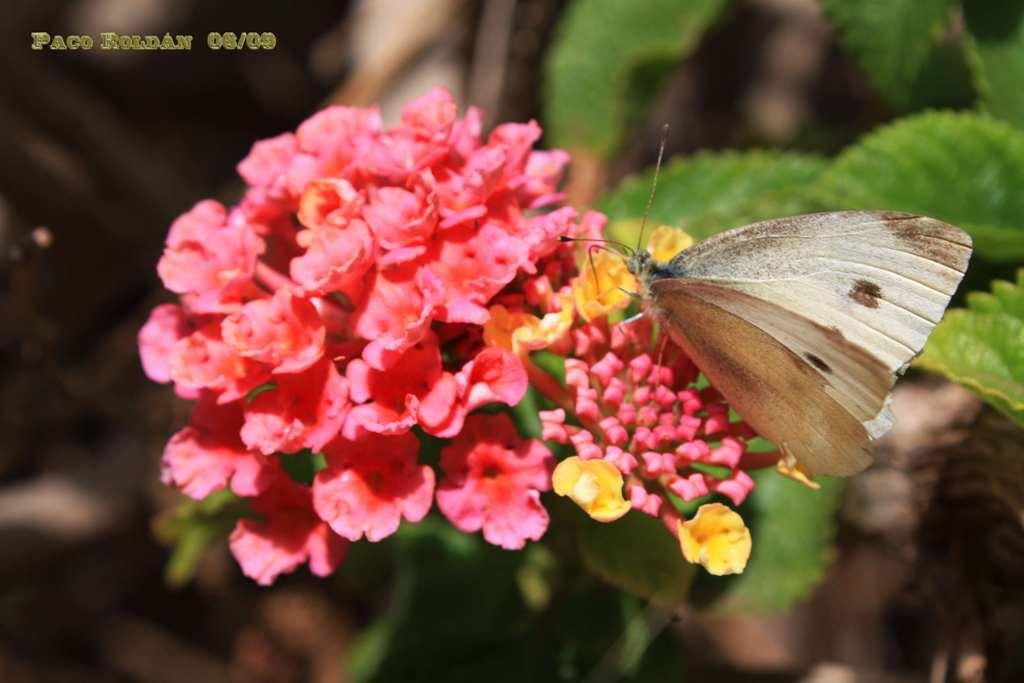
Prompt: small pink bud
<box><xmin>703</xmin><ymin>404</ymin><xmax>730</xmax><ymax>436</ymax></box>
<box><xmin>599</xmin><ymin>416</ymin><xmax>628</xmax><ymax>446</ymax></box>
<box><xmin>602</xmin><ymin>377</ymin><xmax>626</xmax><ymax>407</ymax></box>
<box><xmin>669</xmin><ymin>473</ymin><xmax>710</xmax><ymax>501</ymax></box>
<box><xmin>628</xmin><ymin>353</ymin><xmax>652</xmax><ymax>383</ymax></box>
<box><xmin>616</xmin><ymin>402</ymin><xmax>637</xmax><ymax>427</ymax></box>
<box><xmin>564</xmin><ymin>358</ymin><xmax>591</xmax><ymax>389</ymax></box>
<box><xmin>575</xmin><ymin>386</ymin><xmax>601</xmax><ymax>422</ymax></box>
<box><xmin>712</xmin><ymin>470</ymin><xmax>755</xmax><ymax>506</ymax></box>
<box><xmin>604</xmin><ymin>446</ymin><xmax>638</xmax><ymax>474</ymax></box>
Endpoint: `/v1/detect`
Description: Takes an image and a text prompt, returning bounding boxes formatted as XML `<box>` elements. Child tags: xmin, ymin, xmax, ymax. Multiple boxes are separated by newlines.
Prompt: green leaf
<box><xmin>916</xmin><ymin>270</ymin><xmax>1024</xmax><ymax>426</ymax></box>
<box><xmin>578</xmin><ymin>510</ymin><xmax>695</xmax><ymax>606</ymax></box>
<box><xmin>964</xmin><ymin>0</ymin><xmax>1024</xmax><ymax>130</ymax></box>
<box><xmin>823</xmin><ymin>0</ymin><xmax>955</xmax><ymax>110</ymax></box>
<box><xmin>600</xmin><ymin>151</ymin><xmax>827</xmax><ymax>243</ymax></box>
<box><xmin>245</xmin><ymin>381</ymin><xmax>276</xmax><ymax>402</ymax></box>
<box><xmin>693</xmin><ymin>472</ymin><xmax>844</xmax><ymax>614</ymax></box>
<box><xmin>509</xmin><ymin>386</ymin><xmax>543</xmax><ymax>440</ymax></box>
<box><xmin>154</xmin><ymin>489</ymin><xmax>250</xmax><ymax>587</ymax></box>
<box><xmin>815</xmin><ymin>111</ymin><xmax>1024</xmax><ymax>261</ymax></box>
<box><xmin>347</xmin><ymin>516</ymin><xmax>543</xmax><ymax>682</ymax></box>
<box><xmin>543</xmin><ymin>0</ymin><xmax>730</xmax><ymax>157</ymax></box>
<box><xmin>278</xmin><ymin>450</ymin><xmax>327</xmax><ymax>486</ymax></box>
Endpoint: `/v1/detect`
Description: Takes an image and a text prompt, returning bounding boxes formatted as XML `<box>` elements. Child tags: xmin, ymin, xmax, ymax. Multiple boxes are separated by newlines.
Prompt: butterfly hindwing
<box><xmin>650</xmin><ymin>279</ymin><xmax>878</xmax><ymax>476</ymax></box>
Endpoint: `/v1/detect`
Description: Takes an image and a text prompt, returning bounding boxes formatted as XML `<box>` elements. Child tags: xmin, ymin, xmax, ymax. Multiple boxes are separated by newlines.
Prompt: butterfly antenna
<box><xmin>636</xmin><ymin>124</ymin><xmax>669</xmax><ymax>253</ymax></box>
<box><xmin>558</xmin><ymin>235</ymin><xmax>634</xmax><ymax>256</ymax></box>
<box><xmin>588</xmin><ymin>244</ymin><xmax>601</xmax><ymax>292</ymax></box>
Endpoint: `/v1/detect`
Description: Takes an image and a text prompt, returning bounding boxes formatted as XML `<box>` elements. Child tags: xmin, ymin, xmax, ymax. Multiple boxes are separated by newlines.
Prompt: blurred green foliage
<box><xmin>345</xmin><ymin>514</ymin><xmax>685</xmax><ymax>681</ymax></box>
<box><xmin>154</xmin><ymin>488</ymin><xmax>249</xmax><ymax>587</ymax></box>
<box><xmin>964</xmin><ymin>0</ymin><xmax>1024</xmax><ymax>129</ymax></box>
<box><xmin>823</xmin><ymin>0</ymin><xmax>959</xmax><ymax>110</ymax></box>
<box><xmin>691</xmin><ymin>473</ymin><xmax>844</xmax><ymax>615</ymax></box>
<box><xmin>578</xmin><ymin>510</ymin><xmax>696</xmax><ymax>606</ymax></box>
<box><xmin>544</xmin><ymin>0</ymin><xmax>729</xmax><ymax>157</ymax></box>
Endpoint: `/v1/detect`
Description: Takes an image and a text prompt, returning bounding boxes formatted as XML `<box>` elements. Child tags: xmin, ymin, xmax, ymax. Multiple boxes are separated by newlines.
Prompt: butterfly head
<box><xmin>625</xmin><ymin>245</ymin><xmax>686</xmax><ymax>297</ymax></box>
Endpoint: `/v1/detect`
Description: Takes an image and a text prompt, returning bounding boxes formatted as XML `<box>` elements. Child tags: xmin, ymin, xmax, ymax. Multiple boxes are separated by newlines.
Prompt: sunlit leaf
<box><xmin>600</xmin><ymin>151</ymin><xmax>827</xmax><ymax>244</ymax></box>
<box><xmin>815</xmin><ymin>111</ymin><xmax>1024</xmax><ymax>261</ymax></box>
<box><xmin>916</xmin><ymin>270</ymin><xmax>1024</xmax><ymax>426</ymax></box>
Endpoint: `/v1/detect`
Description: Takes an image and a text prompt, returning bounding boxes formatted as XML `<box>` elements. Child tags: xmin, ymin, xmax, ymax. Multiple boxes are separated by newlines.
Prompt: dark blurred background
<box><xmin>0</xmin><ymin>1</ymin><xmax>1020</xmax><ymax>682</ymax></box>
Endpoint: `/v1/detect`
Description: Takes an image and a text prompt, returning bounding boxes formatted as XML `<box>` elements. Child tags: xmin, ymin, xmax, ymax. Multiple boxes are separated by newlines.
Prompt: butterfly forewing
<box><xmin>647</xmin><ymin>211</ymin><xmax>972</xmax><ymax>477</ymax></box>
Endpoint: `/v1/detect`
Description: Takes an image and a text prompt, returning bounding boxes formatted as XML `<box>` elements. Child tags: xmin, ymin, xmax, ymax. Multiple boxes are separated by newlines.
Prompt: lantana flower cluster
<box><xmin>486</xmin><ymin>227</ymin><xmax>756</xmax><ymax>575</ymax></box>
<box><xmin>140</xmin><ymin>87</ymin><xmax>754</xmax><ymax>584</ymax></box>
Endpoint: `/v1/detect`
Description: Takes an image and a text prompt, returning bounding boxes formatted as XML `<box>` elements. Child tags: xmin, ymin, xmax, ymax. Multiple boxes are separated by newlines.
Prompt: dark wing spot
<box><xmin>805</xmin><ymin>353</ymin><xmax>831</xmax><ymax>373</ymax></box>
<box><xmin>849</xmin><ymin>279</ymin><xmax>881</xmax><ymax>308</ymax></box>
<box><xmin>875</xmin><ymin>211</ymin><xmax>917</xmax><ymax>221</ymax></box>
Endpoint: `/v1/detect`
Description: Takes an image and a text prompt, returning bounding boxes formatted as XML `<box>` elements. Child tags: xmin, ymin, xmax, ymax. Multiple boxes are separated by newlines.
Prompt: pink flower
<box><xmin>237</xmin><ymin>133</ymin><xmax>299</xmax><ymax>188</ymax></box>
<box><xmin>296</xmin><ymin>178</ymin><xmax>365</xmax><ymax>233</ymax></box>
<box><xmin>289</xmin><ymin>221</ymin><xmax>375</xmax><ymax>299</ymax></box>
<box><xmin>296</xmin><ymin>105</ymin><xmax>382</xmax><ymax>176</ymax></box>
<box><xmin>518</xmin><ymin>149</ymin><xmax>570</xmax><ymax>208</ymax></box>
<box><xmin>454</xmin><ymin>347</ymin><xmax>528</xmax><ymax>412</ymax></box>
<box><xmin>141</xmin><ymin>86</ymin><xmax>599</xmax><ymax>585</ymax></box>
<box><xmin>436</xmin><ymin>413</ymin><xmax>554</xmax><ymax>550</ymax></box>
<box><xmin>434</xmin><ymin>147</ymin><xmax>505</xmax><ymax>228</ymax></box>
<box><xmin>488</xmin><ymin>120</ymin><xmax>542</xmax><ymax>185</ymax></box>
<box><xmin>230</xmin><ymin>469</ymin><xmax>349</xmax><ymax>586</ymax></box>
<box><xmin>344</xmin><ymin>334</ymin><xmax>460</xmax><ymax>438</ymax></box>
<box><xmin>427</xmin><ymin>222</ymin><xmax>529</xmax><ymax>324</ymax></box>
<box><xmin>138</xmin><ymin>303</ymin><xmax>191</xmax><ymax>385</ymax></box>
<box><xmin>362</xmin><ymin>183</ymin><xmax>438</xmax><ymax>252</ymax></box>
<box><xmin>353</xmin><ymin>266</ymin><xmax>442</xmax><ymax>370</ymax></box>
<box><xmin>169</xmin><ymin>322</ymin><xmax>271</xmax><ymax>403</ymax></box>
<box><xmin>401</xmin><ymin>86</ymin><xmax>458</xmax><ymax>143</ymax></box>
<box><xmin>241</xmin><ymin>357</ymin><xmax>350</xmax><ymax>455</ymax></box>
<box><xmin>313</xmin><ymin>432</ymin><xmax>434</xmax><ymax>542</ymax></box>
<box><xmin>221</xmin><ymin>288</ymin><xmax>325</xmax><ymax>374</ymax></box>
<box><xmin>156</xmin><ymin>200</ymin><xmax>264</xmax><ymax>313</ymax></box>
<box><xmin>161</xmin><ymin>396</ymin><xmax>273</xmax><ymax>499</ymax></box>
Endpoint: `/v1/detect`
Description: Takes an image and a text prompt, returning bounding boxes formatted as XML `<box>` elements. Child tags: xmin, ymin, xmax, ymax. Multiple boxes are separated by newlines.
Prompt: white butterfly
<box><xmin>627</xmin><ymin>211</ymin><xmax>972</xmax><ymax>476</ymax></box>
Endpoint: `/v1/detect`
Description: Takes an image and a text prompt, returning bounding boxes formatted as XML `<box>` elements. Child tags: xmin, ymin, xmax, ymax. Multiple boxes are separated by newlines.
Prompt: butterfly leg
<box><xmin>621</xmin><ymin>312</ymin><xmax>645</xmax><ymax>326</ymax></box>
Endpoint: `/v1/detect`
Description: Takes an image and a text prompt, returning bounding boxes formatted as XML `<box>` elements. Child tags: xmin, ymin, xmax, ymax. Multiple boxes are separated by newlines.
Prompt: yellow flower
<box><xmin>571</xmin><ymin>250</ymin><xmax>639</xmax><ymax>321</ymax></box>
<box><xmin>647</xmin><ymin>225</ymin><xmax>693</xmax><ymax>262</ymax></box>
<box><xmin>484</xmin><ymin>292</ymin><xmax>575</xmax><ymax>355</ymax></box>
<box><xmin>552</xmin><ymin>456</ymin><xmax>631</xmax><ymax>522</ymax></box>
<box><xmin>677</xmin><ymin>502</ymin><xmax>752</xmax><ymax>576</ymax></box>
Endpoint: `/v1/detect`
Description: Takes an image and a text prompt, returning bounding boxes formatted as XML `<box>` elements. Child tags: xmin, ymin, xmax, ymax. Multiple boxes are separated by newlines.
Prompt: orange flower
<box><xmin>484</xmin><ymin>292</ymin><xmax>574</xmax><ymax>355</ymax></box>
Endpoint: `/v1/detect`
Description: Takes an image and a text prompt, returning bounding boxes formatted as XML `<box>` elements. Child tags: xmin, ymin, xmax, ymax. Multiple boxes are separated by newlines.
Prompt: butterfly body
<box><xmin>627</xmin><ymin>211</ymin><xmax>972</xmax><ymax>477</ymax></box>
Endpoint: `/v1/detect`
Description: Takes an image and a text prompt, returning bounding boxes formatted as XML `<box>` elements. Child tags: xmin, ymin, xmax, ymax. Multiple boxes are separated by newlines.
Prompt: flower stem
<box><xmin>738</xmin><ymin>450</ymin><xmax>782</xmax><ymax>470</ymax></box>
<box><xmin>522</xmin><ymin>354</ymin><xmax>574</xmax><ymax>414</ymax></box>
